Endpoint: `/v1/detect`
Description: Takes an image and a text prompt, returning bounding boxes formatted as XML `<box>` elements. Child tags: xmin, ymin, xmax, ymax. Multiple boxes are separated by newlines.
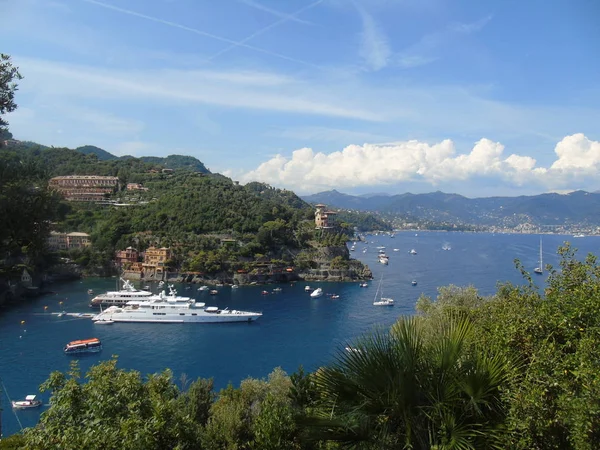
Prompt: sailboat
<box><xmin>534</xmin><ymin>238</ymin><xmax>543</xmax><ymax>274</ymax></box>
<box><xmin>373</xmin><ymin>274</ymin><xmax>394</xmax><ymax>306</ymax></box>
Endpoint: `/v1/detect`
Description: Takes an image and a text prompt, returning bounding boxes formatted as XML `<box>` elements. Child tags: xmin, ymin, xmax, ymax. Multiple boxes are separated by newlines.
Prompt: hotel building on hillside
<box><xmin>142</xmin><ymin>246</ymin><xmax>173</xmax><ymax>276</ymax></box>
<box><xmin>48</xmin><ymin>232</ymin><xmax>91</xmax><ymax>251</ymax></box>
<box><xmin>315</xmin><ymin>204</ymin><xmax>337</xmax><ymax>229</ymax></box>
<box><xmin>49</xmin><ymin>175</ymin><xmax>119</xmax><ymax>201</ymax></box>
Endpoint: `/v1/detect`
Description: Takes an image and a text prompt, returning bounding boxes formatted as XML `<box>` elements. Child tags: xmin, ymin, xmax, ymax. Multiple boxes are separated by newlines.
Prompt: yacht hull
<box><xmin>96</xmin><ymin>311</ymin><xmax>261</xmax><ymax>323</ymax></box>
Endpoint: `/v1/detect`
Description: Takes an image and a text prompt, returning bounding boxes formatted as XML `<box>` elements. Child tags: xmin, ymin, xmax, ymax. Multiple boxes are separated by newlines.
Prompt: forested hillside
<box><xmin>1</xmin><ymin>143</ymin><xmax>389</xmax><ymax>277</ymax></box>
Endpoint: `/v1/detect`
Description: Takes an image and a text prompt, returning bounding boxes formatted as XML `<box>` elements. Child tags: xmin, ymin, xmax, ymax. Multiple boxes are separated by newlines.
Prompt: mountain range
<box><xmin>301</xmin><ymin>190</ymin><xmax>600</xmax><ymax>227</ymax></box>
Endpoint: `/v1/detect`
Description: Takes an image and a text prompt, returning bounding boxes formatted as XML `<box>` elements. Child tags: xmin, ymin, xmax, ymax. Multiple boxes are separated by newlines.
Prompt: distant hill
<box><xmin>140</xmin><ymin>155</ymin><xmax>210</xmax><ymax>173</ymax></box>
<box><xmin>302</xmin><ymin>190</ymin><xmax>600</xmax><ymax>227</ymax></box>
<box><xmin>76</xmin><ymin>145</ymin><xmax>117</xmax><ymax>160</ymax></box>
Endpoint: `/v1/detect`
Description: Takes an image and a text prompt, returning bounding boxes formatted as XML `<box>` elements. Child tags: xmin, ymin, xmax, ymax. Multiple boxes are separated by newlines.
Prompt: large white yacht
<box><xmin>92</xmin><ymin>285</ymin><xmax>262</xmax><ymax>324</ymax></box>
<box><xmin>90</xmin><ymin>279</ymin><xmax>153</xmax><ymax>307</ymax></box>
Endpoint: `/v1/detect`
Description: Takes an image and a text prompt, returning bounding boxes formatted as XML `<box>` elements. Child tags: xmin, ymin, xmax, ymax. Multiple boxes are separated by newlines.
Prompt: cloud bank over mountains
<box><xmin>239</xmin><ymin>133</ymin><xmax>600</xmax><ymax>194</ymax></box>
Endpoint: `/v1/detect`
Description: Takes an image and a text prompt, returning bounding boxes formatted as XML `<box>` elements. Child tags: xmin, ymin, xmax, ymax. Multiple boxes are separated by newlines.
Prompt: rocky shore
<box><xmin>122</xmin><ymin>245</ymin><xmax>373</xmax><ymax>286</ymax></box>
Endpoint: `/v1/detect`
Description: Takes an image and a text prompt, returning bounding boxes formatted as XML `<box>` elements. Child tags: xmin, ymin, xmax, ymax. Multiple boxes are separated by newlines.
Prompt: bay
<box><xmin>1</xmin><ymin>231</ymin><xmax>598</xmax><ymax>436</ymax></box>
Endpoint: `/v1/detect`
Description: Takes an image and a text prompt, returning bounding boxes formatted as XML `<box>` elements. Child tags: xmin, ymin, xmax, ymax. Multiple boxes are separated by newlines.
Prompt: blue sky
<box><xmin>2</xmin><ymin>0</ymin><xmax>600</xmax><ymax>197</ymax></box>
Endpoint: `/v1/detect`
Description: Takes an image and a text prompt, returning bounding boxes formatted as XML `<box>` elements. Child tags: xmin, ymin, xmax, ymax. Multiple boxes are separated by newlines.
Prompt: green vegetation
<box><xmin>0</xmin><ymin>54</ymin><xmax>22</xmax><ymax>136</ymax></box>
<box><xmin>0</xmin><ymin>149</ymin><xmax>62</xmax><ymax>275</ymax></box>
<box><xmin>3</xmin><ymin>245</ymin><xmax>598</xmax><ymax>449</ymax></box>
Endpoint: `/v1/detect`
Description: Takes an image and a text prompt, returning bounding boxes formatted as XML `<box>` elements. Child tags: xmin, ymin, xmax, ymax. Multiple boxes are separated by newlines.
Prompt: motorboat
<box><xmin>87</xmin><ymin>289</ymin><xmax>94</xmax><ymax>295</ymax></box>
<box><xmin>231</xmin><ymin>285</ymin><xmax>239</xmax><ymax>289</ymax></box>
<box><xmin>198</xmin><ymin>285</ymin><xmax>209</xmax><ymax>291</ymax></box>
<box><xmin>409</xmin><ymin>249</ymin><xmax>417</xmax><ymax>255</ymax></box>
<box><xmin>310</xmin><ymin>288</ymin><xmax>323</xmax><ymax>298</ymax></box>
<box><xmin>345</xmin><ymin>346</ymin><xmax>362</xmax><ymax>354</ymax></box>
<box><xmin>272</xmin><ymin>287</ymin><xmax>282</xmax><ymax>293</ymax></box>
<box><xmin>261</xmin><ymin>290</ymin><xmax>270</xmax><ymax>295</ymax></box>
<box><xmin>64</xmin><ymin>338</ymin><xmax>102</xmax><ymax>354</ymax></box>
<box><xmin>378</xmin><ymin>254</ymin><xmax>389</xmax><ymax>265</ymax></box>
<box><xmin>12</xmin><ymin>395</ymin><xmax>42</xmax><ymax>409</ymax></box>
<box><xmin>94</xmin><ymin>318</ymin><xmax>114</xmax><ymax>325</ymax></box>
<box><xmin>359</xmin><ymin>282</ymin><xmax>368</xmax><ymax>288</ymax></box>
<box><xmin>330</xmin><ymin>294</ymin><xmax>340</xmax><ymax>299</ymax></box>
<box><xmin>90</xmin><ymin>279</ymin><xmax>153</xmax><ymax>308</ymax></box>
<box><xmin>209</xmin><ymin>290</ymin><xmax>218</xmax><ymax>295</ymax></box>
<box><xmin>411</xmin><ymin>280</ymin><xmax>417</xmax><ymax>286</ymax></box>
<box><xmin>91</xmin><ymin>285</ymin><xmax>262</xmax><ymax>324</ymax></box>
<box><xmin>304</xmin><ymin>285</ymin><xmax>312</xmax><ymax>292</ymax></box>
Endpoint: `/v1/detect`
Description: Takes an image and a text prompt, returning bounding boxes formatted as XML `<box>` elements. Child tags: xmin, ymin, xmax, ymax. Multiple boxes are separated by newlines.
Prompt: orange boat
<box><xmin>64</xmin><ymin>338</ymin><xmax>102</xmax><ymax>354</ymax></box>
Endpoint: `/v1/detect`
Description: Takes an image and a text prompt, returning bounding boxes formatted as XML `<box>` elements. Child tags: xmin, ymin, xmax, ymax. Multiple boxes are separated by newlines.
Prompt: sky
<box><xmin>2</xmin><ymin>0</ymin><xmax>600</xmax><ymax>198</ymax></box>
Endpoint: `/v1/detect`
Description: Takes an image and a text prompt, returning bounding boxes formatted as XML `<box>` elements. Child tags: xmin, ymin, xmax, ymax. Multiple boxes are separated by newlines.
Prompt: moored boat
<box><xmin>90</xmin><ymin>279</ymin><xmax>153</xmax><ymax>308</ymax></box>
<box><xmin>310</xmin><ymin>287</ymin><xmax>323</xmax><ymax>298</ymax></box>
<box><xmin>91</xmin><ymin>285</ymin><xmax>262</xmax><ymax>324</ymax></box>
<box><xmin>64</xmin><ymin>338</ymin><xmax>102</xmax><ymax>354</ymax></box>
<box><xmin>12</xmin><ymin>395</ymin><xmax>42</xmax><ymax>409</ymax></box>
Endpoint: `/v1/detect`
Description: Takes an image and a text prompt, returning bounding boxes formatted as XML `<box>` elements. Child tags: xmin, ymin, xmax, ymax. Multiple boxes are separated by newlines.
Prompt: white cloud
<box><xmin>357</xmin><ymin>8</ymin><xmax>392</xmax><ymax>71</ymax></box>
<box><xmin>239</xmin><ymin>134</ymin><xmax>600</xmax><ymax>194</ymax></box>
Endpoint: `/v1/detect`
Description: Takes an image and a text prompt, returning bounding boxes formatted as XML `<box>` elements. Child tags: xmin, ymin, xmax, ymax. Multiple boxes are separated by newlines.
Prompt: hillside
<box><xmin>76</xmin><ymin>145</ymin><xmax>117</xmax><ymax>160</ymax></box>
<box><xmin>302</xmin><ymin>190</ymin><xmax>600</xmax><ymax>228</ymax></box>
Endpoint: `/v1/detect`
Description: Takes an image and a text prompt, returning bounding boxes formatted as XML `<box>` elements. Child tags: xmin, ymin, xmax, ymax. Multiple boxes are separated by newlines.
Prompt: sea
<box><xmin>1</xmin><ymin>231</ymin><xmax>599</xmax><ymax>436</ymax></box>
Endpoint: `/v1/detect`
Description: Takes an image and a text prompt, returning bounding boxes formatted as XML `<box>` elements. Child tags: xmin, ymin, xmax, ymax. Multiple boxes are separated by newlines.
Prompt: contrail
<box><xmin>238</xmin><ymin>0</ymin><xmax>313</xmax><ymax>26</ymax></box>
<box><xmin>80</xmin><ymin>0</ymin><xmax>317</xmax><ymax>67</ymax></box>
<box><xmin>209</xmin><ymin>0</ymin><xmax>324</xmax><ymax>61</ymax></box>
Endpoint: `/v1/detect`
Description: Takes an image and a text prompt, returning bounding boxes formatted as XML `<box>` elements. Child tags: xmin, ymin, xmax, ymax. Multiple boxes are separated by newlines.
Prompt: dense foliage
<box><xmin>2</xmin><ymin>245</ymin><xmax>599</xmax><ymax>449</ymax></box>
<box><xmin>0</xmin><ymin>54</ymin><xmax>21</xmax><ymax>135</ymax></box>
<box><xmin>0</xmin><ymin>150</ymin><xmax>62</xmax><ymax>274</ymax></box>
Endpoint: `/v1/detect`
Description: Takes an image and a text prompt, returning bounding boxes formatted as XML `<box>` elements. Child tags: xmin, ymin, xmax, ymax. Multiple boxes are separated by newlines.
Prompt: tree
<box><xmin>301</xmin><ymin>316</ymin><xmax>511</xmax><ymax>449</ymax></box>
<box><xmin>0</xmin><ymin>54</ymin><xmax>22</xmax><ymax>136</ymax></box>
<box><xmin>23</xmin><ymin>358</ymin><xmax>206</xmax><ymax>449</ymax></box>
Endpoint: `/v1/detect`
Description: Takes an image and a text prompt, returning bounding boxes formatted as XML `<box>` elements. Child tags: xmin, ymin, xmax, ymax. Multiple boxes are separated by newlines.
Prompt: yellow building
<box><xmin>48</xmin><ymin>232</ymin><xmax>91</xmax><ymax>250</ymax></box>
<box><xmin>315</xmin><ymin>204</ymin><xmax>337</xmax><ymax>229</ymax></box>
<box><xmin>143</xmin><ymin>247</ymin><xmax>172</xmax><ymax>274</ymax></box>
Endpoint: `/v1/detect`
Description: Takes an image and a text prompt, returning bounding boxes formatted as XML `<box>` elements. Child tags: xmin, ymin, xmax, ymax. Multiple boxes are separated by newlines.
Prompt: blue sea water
<box><xmin>1</xmin><ymin>231</ymin><xmax>599</xmax><ymax>436</ymax></box>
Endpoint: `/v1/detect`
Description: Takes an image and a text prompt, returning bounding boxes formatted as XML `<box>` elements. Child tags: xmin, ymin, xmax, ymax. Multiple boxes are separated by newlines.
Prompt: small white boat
<box><xmin>411</xmin><ymin>280</ymin><xmax>417</xmax><ymax>286</ymax></box>
<box><xmin>330</xmin><ymin>294</ymin><xmax>340</xmax><ymax>299</ymax></box>
<box><xmin>87</xmin><ymin>289</ymin><xmax>94</xmax><ymax>295</ymax></box>
<box><xmin>304</xmin><ymin>286</ymin><xmax>312</xmax><ymax>292</ymax></box>
<box><xmin>272</xmin><ymin>287</ymin><xmax>282</xmax><ymax>293</ymax></box>
<box><xmin>198</xmin><ymin>285</ymin><xmax>209</xmax><ymax>291</ymax></box>
<box><xmin>57</xmin><ymin>311</ymin><xmax>66</xmax><ymax>318</ymax></box>
<box><xmin>310</xmin><ymin>288</ymin><xmax>323</xmax><ymax>298</ymax></box>
<box><xmin>359</xmin><ymin>282</ymin><xmax>368</xmax><ymax>288</ymax></box>
<box><xmin>393</xmin><ymin>248</ymin><xmax>400</xmax><ymax>252</ymax></box>
<box><xmin>409</xmin><ymin>249</ymin><xmax>417</xmax><ymax>255</ymax></box>
<box><xmin>231</xmin><ymin>284</ymin><xmax>239</xmax><ymax>289</ymax></box>
<box><xmin>12</xmin><ymin>395</ymin><xmax>42</xmax><ymax>409</ymax></box>
<box><xmin>94</xmin><ymin>319</ymin><xmax>114</xmax><ymax>325</ymax></box>
<box><xmin>209</xmin><ymin>290</ymin><xmax>218</xmax><ymax>295</ymax></box>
